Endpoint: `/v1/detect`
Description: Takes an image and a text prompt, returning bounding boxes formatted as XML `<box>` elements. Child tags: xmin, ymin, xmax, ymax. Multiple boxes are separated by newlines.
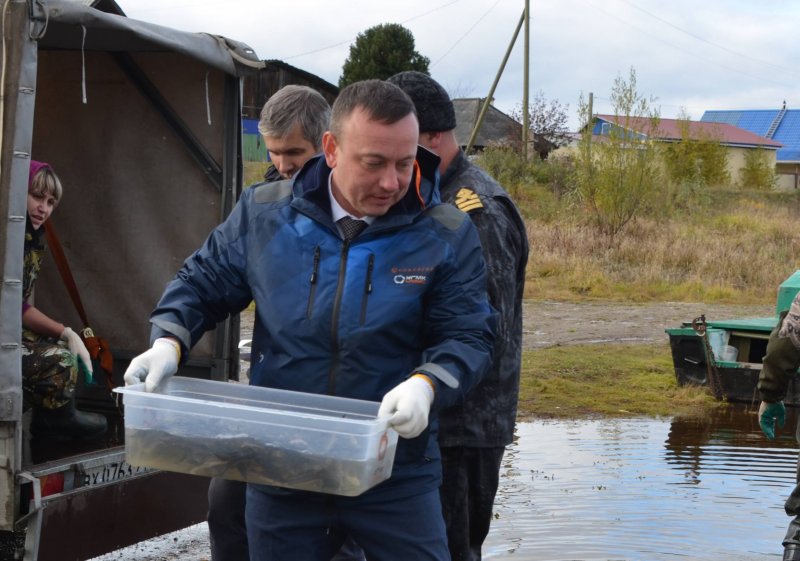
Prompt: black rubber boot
<box><xmin>31</xmin><ymin>400</ymin><xmax>107</xmax><ymax>439</ymax></box>
<box><xmin>785</xmin><ymin>544</ymin><xmax>800</xmax><ymax>561</ymax></box>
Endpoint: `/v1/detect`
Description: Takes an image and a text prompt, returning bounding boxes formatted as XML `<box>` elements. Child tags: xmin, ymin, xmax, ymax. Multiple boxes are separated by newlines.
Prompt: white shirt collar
<box><xmin>327</xmin><ymin>172</ymin><xmax>375</xmax><ymax>225</ymax></box>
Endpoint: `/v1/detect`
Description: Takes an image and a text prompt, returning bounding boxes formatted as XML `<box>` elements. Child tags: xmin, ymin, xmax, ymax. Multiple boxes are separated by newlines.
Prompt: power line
<box><xmin>282</xmin><ymin>38</ymin><xmax>356</xmax><ymax>61</ymax></box>
<box><xmin>575</xmin><ymin>0</ymin><xmax>796</xmax><ymax>89</ymax></box>
<box><xmin>401</xmin><ymin>0</ymin><xmax>463</xmax><ymax>25</ymax></box>
<box><xmin>588</xmin><ymin>92</ymin><xmax>779</xmax><ymax>121</ymax></box>
<box><xmin>619</xmin><ymin>0</ymin><xmax>800</xmax><ymax>78</ymax></box>
<box><xmin>282</xmin><ymin>0</ymin><xmax>464</xmax><ymax>61</ymax></box>
<box><xmin>431</xmin><ymin>0</ymin><xmax>503</xmax><ymax>67</ymax></box>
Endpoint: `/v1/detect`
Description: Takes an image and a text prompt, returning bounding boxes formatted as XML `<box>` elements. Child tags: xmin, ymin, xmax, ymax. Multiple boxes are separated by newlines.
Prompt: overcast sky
<box><xmin>120</xmin><ymin>0</ymin><xmax>799</xmax><ymax>131</ymax></box>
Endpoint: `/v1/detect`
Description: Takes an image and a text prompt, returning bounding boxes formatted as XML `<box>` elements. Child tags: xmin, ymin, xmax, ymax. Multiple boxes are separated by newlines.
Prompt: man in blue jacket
<box><xmin>124</xmin><ymin>79</ymin><xmax>495</xmax><ymax>561</ymax></box>
<box><xmin>208</xmin><ymin>84</ymin><xmax>365</xmax><ymax>561</ymax></box>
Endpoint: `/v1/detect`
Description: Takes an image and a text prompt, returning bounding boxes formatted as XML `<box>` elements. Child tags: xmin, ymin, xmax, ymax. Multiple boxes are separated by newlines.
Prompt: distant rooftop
<box><xmin>453</xmin><ymin>98</ymin><xmax>521</xmax><ymax>148</ymax></box>
<box><xmin>594</xmin><ymin>114</ymin><xmax>782</xmax><ymax>150</ymax></box>
<box><xmin>701</xmin><ymin>108</ymin><xmax>800</xmax><ymax>162</ymax></box>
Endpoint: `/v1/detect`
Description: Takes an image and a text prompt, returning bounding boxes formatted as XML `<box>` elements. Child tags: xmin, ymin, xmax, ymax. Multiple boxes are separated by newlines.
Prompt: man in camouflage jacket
<box><xmin>759</xmin><ymin>291</ymin><xmax>800</xmax><ymax>561</ymax></box>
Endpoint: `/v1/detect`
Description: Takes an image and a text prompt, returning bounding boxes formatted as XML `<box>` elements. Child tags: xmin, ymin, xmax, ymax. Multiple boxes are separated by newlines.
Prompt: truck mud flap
<box><xmin>33</xmin><ymin>471</ymin><xmax>209</xmax><ymax>561</ymax></box>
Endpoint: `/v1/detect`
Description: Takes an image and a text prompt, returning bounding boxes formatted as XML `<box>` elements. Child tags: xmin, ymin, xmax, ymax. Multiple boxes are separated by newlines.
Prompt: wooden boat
<box><xmin>666</xmin><ymin>271</ymin><xmax>800</xmax><ymax>406</ymax></box>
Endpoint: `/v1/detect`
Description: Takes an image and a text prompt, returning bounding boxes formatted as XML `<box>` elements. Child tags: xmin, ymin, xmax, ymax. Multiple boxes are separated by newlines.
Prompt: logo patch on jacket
<box><xmin>454</xmin><ymin>188</ymin><xmax>483</xmax><ymax>212</ymax></box>
<box><xmin>391</xmin><ymin>266</ymin><xmax>433</xmax><ymax>286</ymax></box>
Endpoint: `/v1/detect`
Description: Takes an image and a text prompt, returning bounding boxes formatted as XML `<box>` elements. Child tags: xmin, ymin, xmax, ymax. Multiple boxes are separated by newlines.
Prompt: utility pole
<box><xmin>522</xmin><ymin>0</ymin><xmax>530</xmax><ymax>159</ymax></box>
<box><xmin>587</xmin><ymin>92</ymin><xmax>593</xmax><ymax>159</ymax></box>
<box><xmin>465</xmin><ymin>11</ymin><xmax>524</xmax><ymax>154</ymax></box>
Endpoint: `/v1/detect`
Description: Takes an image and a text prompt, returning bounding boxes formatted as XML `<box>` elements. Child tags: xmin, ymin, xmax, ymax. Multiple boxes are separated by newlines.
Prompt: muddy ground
<box><xmin>92</xmin><ymin>300</ymin><xmax>775</xmax><ymax>561</ymax></box>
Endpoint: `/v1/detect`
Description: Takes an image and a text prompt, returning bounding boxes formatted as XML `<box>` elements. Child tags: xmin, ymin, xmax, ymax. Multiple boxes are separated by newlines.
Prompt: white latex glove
<box><xmin>123</xmin><ymin>338</ymin><xmax>180</xmax><ymax>392</ymax></box>
<box><xmin>60</xmin><ymin>327</ymin><xmax>93</xmax><ymax>375</ymax></box>
<box><xmin>378</xmin><ymin>375</ymin><xmax>435</xmax><ymax>439</ymax></box>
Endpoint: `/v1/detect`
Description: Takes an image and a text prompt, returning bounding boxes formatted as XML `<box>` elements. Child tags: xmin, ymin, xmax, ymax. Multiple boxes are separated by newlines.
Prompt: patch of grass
<box><xmin>244</xmin><ymin>161</ymin><xmax>271</xmax><ymax>186</ymax></box>
<box><xmin>522</xmin><ymin>188</ymin><xmax>800</xmax><ymax>305</ymax></box>
<box><xmin>517</xmin><ymin>343</ymin><xmax>724</xmax><ymax>420</ymax></box>
<box><xmin>525</xmin><ymin>194</ymin><xmax>800</xmax><ymax>304</ymax></box>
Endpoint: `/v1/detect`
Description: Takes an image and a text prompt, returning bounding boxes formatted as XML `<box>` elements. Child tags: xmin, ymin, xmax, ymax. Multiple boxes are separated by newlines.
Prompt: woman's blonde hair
<box><xmin>29</xmin><ymin>166</ymin><xmax>63</xmax><ymax>204</ymax></box>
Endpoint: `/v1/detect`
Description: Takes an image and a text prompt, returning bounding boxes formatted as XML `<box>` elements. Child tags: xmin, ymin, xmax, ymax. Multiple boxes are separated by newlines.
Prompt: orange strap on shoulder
<box><xmin>413</xmin><ymin>160</ymin><xmax>425</xmax><ymax>210</ymax></box>
<box><xmin>44</xmin><ymin>221</ymin><xmax>89</xmax><ymax>327</ymax></box>
<box><xmin>44</xmin><ymin>221</ymin><xmax>116</xmax><ymax>389</ymax></box>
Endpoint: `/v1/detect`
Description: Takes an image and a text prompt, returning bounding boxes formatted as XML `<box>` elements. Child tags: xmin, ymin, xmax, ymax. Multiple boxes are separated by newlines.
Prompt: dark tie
<box><xmin>338</xmin><ymin>216</ymin><xmax>368</xmax><ymax>241</ymax></box>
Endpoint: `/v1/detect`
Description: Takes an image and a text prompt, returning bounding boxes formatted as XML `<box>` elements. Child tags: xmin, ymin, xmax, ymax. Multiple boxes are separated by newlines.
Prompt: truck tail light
<box><xmin>39</xmin><ymin>473</ymin><xmax>65</xmax><ymax>497</ymax></box>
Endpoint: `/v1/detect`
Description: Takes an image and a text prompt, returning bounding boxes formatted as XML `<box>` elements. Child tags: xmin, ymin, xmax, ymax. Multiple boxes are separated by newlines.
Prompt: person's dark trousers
<box><xmin>208</xmin><ymin>478</ymin><xmax>249</xmax><ymax>561</ymax></box>
<box><xmin>439</xmin><ymin>446</ymin><xmax>505</xmax><ymax>561</ymax></box>
<box><xmin>783</xmin><ymin>419</ymin><xmax>800</xmax><ymax>560</ymax></box>
<box><xmin>208</xmin><ymin>478</ymin><xmax>366</xmax><ymax>561</ymax></box>
<box><xmin>245</xmin><ymin>484</ymin><xmax>450</xmax><ymax>561</ymax></box>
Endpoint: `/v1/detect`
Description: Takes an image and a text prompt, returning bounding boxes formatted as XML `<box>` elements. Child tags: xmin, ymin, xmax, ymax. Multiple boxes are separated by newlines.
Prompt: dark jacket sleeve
<box><xmin>759</xmin><ymin>310</ymin><xmax>800</xmax><ymax>402</ymax></box>
<box><xmin>435</xmin><ymin>156</ymin><xmax>529</xmax><ymax>447</ymax></box>
<box><xmin>417</xmin><ymin>207</ymin><xmax>497</xmax><ymax>409</ymax></box>
<box><xmin>470</xmin><ymin>198</ymin><xmax>527</xmax><ymax>351</ymax></box>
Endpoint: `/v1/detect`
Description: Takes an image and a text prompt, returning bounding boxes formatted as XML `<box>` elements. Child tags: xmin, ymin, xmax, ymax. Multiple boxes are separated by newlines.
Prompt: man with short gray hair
<box><xmin>258</xmin><ymin>84</ymin><xmax>330</xmax><ymax>180</ymax></box>
<box><xmin>207</xmin><ymin>84</ymin><xmax>335</xmax><ymax>561</ymax></box>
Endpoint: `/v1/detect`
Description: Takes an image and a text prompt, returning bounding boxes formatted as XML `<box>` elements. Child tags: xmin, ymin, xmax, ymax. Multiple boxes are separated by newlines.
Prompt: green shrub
<box><xmin>739</xmin><ymin>148</ymin><xmax>777</xmax><ymax>190</ymax></box>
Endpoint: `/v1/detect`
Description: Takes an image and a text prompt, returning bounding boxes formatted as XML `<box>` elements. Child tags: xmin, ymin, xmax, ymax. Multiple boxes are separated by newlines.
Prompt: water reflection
<box><xmin>484</xmin><ymin>405</ymin><xmax>797</xmax><ymax>560</ymax></box>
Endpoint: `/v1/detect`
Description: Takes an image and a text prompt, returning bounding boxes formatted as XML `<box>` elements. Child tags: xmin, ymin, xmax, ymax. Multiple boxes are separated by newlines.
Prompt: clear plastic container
<box><xmin>114</xmin><ymin>378</ymin><xmax>398</xmax><ymax>496</ymax></box>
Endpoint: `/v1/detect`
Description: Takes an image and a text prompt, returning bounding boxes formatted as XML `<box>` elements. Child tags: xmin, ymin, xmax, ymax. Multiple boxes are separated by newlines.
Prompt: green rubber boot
<box><xmin>785</xmin><ymin>544</ymin><xmax>800</xmax><ymax>561</ymax></box>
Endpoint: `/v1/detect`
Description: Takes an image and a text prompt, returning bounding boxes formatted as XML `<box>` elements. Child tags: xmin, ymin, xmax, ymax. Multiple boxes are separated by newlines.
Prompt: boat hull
<box><xmin>668</xmin><ymin>330</ymin><xmax>800</xmax><ymax>406</ymax></box>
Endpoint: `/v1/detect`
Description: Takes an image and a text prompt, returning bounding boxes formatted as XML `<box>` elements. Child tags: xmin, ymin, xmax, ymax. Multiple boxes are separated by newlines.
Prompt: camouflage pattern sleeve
<box><xmin>759</xmin><ymin>293</ymin><xmax>800</xmax><ymax>402</ymax></box>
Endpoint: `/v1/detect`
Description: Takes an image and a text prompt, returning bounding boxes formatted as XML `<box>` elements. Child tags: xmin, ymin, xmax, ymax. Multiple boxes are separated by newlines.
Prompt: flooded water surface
<box><xmin>89</xmin><ymin>404</ymin><xmax>800</xmax><ymax>561</ymax></box>
<box><xmin>483</xmin><ymin>405</ymin><xmax>798</xmax><ymax>560</ymax></box>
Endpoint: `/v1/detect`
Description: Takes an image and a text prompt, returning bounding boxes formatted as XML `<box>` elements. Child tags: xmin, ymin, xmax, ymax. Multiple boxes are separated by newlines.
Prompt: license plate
<box><xmin>81</xmin><ymin>460</ymin><xmax>152</xmax><ymax>487</ymax></box>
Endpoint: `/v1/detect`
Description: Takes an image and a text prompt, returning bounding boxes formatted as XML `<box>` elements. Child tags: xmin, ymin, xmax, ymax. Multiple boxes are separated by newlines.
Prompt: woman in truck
<box><xmin>21</xmin><ymin>160</ymin><xmax>107</xmax><ymax>438</ymax></box>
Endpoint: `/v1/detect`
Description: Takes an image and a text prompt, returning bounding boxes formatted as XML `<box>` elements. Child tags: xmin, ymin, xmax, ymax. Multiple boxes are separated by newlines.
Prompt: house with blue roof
<box><xmin>701</xmin><ymin>104</ymin><xmax>799</xmax><ymax>190</ymax></box>
<box><xmin>555</xmin><ymin>114</ymin><xmax>782</xmax><ymax>187</ymax></box>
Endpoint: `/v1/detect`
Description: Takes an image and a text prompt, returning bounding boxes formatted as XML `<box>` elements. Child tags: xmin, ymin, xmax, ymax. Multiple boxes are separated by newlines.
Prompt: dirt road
<box><xmin>91</xmin><ymin>300</ymin><xmax>775</xmax><ymax>561</ymax></box>
<box><xmin>521</xmin><ymin>300</ymin><xmax>774</xmax><ymax>349</ymax></box>
<box><xmin>240</xmin><ymin>300</ymin><xmax>775</xmax><ymax>350</ymax></box>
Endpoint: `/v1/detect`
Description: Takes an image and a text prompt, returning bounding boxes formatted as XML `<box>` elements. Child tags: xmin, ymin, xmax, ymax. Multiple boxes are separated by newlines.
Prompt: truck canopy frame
<box><xmin>0</xmin><ymin>1</ymin><xmax>263</xmax><ymax>558</ymax></box>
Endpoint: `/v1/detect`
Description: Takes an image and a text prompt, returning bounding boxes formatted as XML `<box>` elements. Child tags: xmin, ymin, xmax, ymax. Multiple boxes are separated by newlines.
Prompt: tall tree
<box><xmin>339</xmin><ymin>23</ymin><xmax>430</xmax><ymax>87</ymax></box>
